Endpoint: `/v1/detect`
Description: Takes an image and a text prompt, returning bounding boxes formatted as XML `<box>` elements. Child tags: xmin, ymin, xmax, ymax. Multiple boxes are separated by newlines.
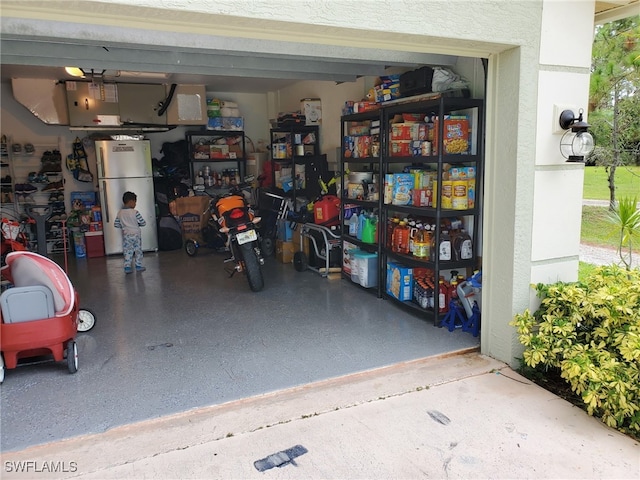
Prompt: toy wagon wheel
<box><xmin>77</xmin><ymin>308</ymin><xmax>96</xmax><ymax>332</ymax></box>
<box><xmin>0</xmin><ymin>353</ymin><xmax>4</xmax><ymax>384</ymax></box>
<box><xmin>293</xmin><ymin>251</ymin><xmax>308</xmax><ymax>272</ymax></box>
<box><xmin>67</xmin><ymin>340</ymin><xmax>78</xmax><ymax>374</ymax></box>
<box><xmin>185</xmin><ymin>239</ymin><xmax>198</xmax><ymax>256</ymax></box>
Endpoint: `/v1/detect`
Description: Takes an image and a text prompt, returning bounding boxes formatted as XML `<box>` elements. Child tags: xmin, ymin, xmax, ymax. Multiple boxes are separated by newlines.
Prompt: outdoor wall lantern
<box><xmin>559</xmin><ymin>108</ymin><xmax>595</xmax><ymax>162</ymax></box>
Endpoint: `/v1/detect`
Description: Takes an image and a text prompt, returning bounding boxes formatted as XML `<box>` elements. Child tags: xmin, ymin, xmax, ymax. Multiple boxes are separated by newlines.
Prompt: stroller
<box><xmin>0</xmin><ymin>251</ymin><xmax>95</xmax><ymax>383</ymax></box>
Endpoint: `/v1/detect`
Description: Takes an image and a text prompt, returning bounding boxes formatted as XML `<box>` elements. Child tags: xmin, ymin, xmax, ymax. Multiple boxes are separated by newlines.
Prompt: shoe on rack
<box><xmin>24</xmin><ymin>143</ymin><xmax>35</xmax><ymax>154</ymax></box>
<box><xmin>42</xmin><ymin>181</ymin><xmax>61</xmax><ymax>192</ymax></box>
<box><xmin>22</xmin><ymin>183</ymin><xmax>37</xmax><ymax>194</ymax></box>
<box><xmin>1</xmin><ymin>175</ymin><xmax>11</xmax><ymax>184</ymax></box>
<box><xmin>12</xmin><ymin>143</ymin><xmax>22</xmax><ymax>154</ymax></box>
<box><xmin>14</xmin><ymin>183</ymin><xmax>24</xmax><ymax>193</ymax></box>
<box><xmin>28</xmin><ymin>172</ymin><xmax>38</xmax><ymax>183</ymax></box>
<box><xmin>39</xmin><ymin>163</ymin><xmax>62</xmax><ymax>174</ymax></box>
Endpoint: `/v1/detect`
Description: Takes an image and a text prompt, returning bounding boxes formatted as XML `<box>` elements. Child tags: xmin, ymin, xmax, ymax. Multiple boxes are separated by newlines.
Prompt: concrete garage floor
<box><xmin>1</xmin><ymin>249</ymin><xmax>479</xmax><ymax>452</ymax></box>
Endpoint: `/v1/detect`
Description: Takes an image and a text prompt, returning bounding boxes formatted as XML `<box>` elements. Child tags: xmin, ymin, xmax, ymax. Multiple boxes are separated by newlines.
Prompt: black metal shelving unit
<box><xmin>185</xmin><ymin>130</ymin><xmax>247</xmax><ymax>195</ymax></box>
<box><xmin>340</xmin><ymin>95</ymin><xmax>485</xmax><ymax>325</ymax></box>
<box><xmin>269</xmin><ymin>125</ymin><xmax>320</xmax><ymax>205</ymax></box>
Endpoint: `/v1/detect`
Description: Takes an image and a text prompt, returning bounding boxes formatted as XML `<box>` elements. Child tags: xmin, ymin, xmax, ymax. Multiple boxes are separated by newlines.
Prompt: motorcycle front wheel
<box><xmin>239</xmin><ymin>242</ymin><xmax>264</xmax><ymax>292</ymax></box>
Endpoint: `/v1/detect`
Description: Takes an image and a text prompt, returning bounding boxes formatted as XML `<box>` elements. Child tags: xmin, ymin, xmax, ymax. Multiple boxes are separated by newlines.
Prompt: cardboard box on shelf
<box><xmin>300</xmin><ymin>98</ymin><xmax>322</xmax><ymax>125</ymax></box>
<box><xmin>386</xmin><ymin>262</ymin><xmax>413</xmax><ymax>301</ymax></box>
<box><xmin>276</xmin><ymin>239</ymin><xmax>295</xmax><ymax>263</ymax></box>
<box><xmin>174</xmin><ymin>196</ymin><xmax>211</xmax><ymax>243</ymax></box>
<box><xmin>342</xmin><ymin>240</ymin><xmax>359</xmax><ymax>276</ymax></box>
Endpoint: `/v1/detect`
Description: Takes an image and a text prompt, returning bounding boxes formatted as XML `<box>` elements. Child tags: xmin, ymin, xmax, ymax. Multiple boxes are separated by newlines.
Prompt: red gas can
<box><xmin>314</xmin><ymin>195</ymin><xmax>340</xmax><ymax>226</ymax></box>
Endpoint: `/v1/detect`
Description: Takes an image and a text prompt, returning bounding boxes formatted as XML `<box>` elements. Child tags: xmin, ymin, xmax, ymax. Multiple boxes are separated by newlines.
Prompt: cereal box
<box><xmin>412</xmin><ymin>188</ymin><xmax>433</xmax><ymax>207</ymax></box>
<box><xmin>433</xmin><ymin>117</ymin><xmax>470</xmax><ymax>155</ymax></box>
<box><xmin>392</xmin><ymin>173</ymin><xmax>414</xmax><ymax>205</ymax></box>
<box><xmin>386</xmin><ymin>262</ymin><xmax>413</xmax><ymax>301</ymax></box>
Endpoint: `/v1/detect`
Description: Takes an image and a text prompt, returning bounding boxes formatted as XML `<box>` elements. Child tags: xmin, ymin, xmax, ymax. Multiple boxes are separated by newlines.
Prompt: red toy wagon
<box><xmin>0</xmin><ymin>251</ymin><xmax>95</xmax><ymax>383</ymax></box>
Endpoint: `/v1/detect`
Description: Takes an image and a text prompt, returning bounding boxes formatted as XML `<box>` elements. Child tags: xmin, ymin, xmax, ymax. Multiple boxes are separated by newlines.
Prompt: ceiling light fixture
<box><xmin>64</xmin><ymin>67</ymin><xmax>106</xmax><ymax>80</ymax></box>
<box><xmin>64</xmin><ymin>67</ymin><xmax>85</xmax><ymax>78</ymax></box>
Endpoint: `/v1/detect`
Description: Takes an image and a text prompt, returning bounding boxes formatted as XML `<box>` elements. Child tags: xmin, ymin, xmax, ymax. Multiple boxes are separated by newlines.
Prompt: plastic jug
<box><xmin>362</xmin><ymin>214</ymin><xmax>376</xmax><ymax>244</ymax></box>
<box><xmin>453</xmin><ymin>229</ymin><xmax>473</xmax><ymax>261</ymax></box>
<box><xmin>357</xmin><ymin>211</ymin><xmax>366</xmax><ymax>240</ymax></box>
<box><xmin>393</xmin><ymin>221</ymin><xmax>410</xmax><ymax>254</ymax></box>
<box><xmin>349</xmin><ymin>212</ymin><xmax>359</xmax><ymax>237</ymax></box>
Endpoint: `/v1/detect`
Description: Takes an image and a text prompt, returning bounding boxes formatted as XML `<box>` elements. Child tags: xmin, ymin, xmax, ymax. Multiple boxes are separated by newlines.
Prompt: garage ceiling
<box><xmin>0</xmin><ymin>0</ymin><xmax>638</xmax><ymax>93</ymax></box>
<box><xmin>0</xmin><ymin>2</ymin><xmax>461</xmax><ymax>93</ymax></box>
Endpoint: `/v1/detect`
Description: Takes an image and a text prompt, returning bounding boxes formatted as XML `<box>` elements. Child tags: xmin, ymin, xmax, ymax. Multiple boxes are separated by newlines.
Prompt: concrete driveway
<box><xmin>2</xmin><ymin>352</ymin><xmax>638</xmax><ymax>479</ymax></box>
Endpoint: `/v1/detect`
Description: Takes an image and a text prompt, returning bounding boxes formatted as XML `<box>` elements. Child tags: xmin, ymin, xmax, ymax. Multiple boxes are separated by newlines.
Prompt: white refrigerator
<box><xmin>96</xmin><ymin>140</ymin><xmax>158</xmax><ymax>255</ymax></box>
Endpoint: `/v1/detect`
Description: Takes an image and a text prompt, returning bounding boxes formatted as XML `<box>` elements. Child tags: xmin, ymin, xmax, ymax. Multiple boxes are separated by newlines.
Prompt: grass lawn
<box><xmin>580</xmin><ymin>167</ymin><xmax>639</xmax><ymax>276</ymax></box>
<box><xmin>582</xmin><ymin>165</ymin><xmax>640</xmax><ymax>200</ymax></box>
<box><xmin>580</xmin><ymin>205</ymin><xmax>629</xmax><ymax>249</ymax></box>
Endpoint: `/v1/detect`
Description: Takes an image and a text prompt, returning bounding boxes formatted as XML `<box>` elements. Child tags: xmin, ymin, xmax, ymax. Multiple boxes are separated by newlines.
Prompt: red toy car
<box><xmin>0</xmin><ymin>251</ymin><xmax>95</xmax><ymax>383</ymax></box>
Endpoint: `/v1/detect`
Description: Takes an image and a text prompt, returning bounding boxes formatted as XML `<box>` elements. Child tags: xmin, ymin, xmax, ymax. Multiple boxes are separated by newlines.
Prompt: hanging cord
<box><xmin>158</xmin><ymin>84</ymin><xmax>177</xmax><ymax>117</ymax></box>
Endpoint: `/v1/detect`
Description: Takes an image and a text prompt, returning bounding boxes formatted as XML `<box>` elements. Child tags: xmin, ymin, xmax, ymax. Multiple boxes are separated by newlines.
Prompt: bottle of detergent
<box><xmin>357</xmin><ymin>210</ymin><xmax>366</xmax><ymax>240</ymax></box>
<box><xmin>362</xmin><ymin>213</ymin><xmax>377</xmax><ymax>244</ymax></box>
<box><xmin>453</xmin><ymin>229</ymin><xmax>473</xmax><ymax>261</ymax></box>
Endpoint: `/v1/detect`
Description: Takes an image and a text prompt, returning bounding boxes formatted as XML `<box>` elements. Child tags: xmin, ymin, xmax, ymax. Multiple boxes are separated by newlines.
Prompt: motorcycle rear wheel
<box><xmin>261</xmin><ymin>236</ymin><xmax>274</xmax><ymax>257</ymax></box>
<box><xmin>239</xmin><ymin>242</ymin><xmax>264</xmax><ymax>292</ymax></box>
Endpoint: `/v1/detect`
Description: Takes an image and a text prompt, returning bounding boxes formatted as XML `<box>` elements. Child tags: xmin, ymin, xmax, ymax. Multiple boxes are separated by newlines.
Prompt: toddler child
<box><xmin>114</xmin><ymin>191</ymin><xmax>146</xmax><ymax>274</ymax></box>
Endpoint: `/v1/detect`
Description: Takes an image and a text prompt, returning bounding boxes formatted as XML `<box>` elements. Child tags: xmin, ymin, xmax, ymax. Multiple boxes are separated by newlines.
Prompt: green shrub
<box><xmin>511</xmin><ymin>265</ymin><xmax>640</xmax><ymax>436</ymax></box>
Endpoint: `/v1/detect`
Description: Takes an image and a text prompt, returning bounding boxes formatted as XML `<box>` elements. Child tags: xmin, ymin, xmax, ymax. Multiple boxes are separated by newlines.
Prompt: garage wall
<box><xmin>274</xmin><ymin>78</ymin><xmax>367</xmax><ymax>167</ymax></box>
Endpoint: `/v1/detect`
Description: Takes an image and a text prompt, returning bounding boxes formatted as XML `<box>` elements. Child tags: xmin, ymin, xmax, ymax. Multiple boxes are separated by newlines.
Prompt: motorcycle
<box><xmin>185</xmin><ymin>186</ymin><xmax>265</xmax><ymax>292</ymax></box>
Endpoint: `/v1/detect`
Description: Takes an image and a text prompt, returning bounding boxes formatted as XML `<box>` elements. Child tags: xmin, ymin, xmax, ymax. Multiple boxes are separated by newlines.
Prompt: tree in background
<box><xmin>588</xmin><ymin>17</ymin><xmax>640</xmax><ymax>209</ymax></box>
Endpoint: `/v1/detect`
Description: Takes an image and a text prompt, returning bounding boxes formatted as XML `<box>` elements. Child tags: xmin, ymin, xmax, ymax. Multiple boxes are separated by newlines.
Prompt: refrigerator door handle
<box><xmin>99</xmin><ymin>147</ymin><xmax>106</xmax><ymax>178</ymax></box>
<box><xmin>102</xmin><ymin>181</ymin><xmax>110</xmax><ymax>223</ymax></box>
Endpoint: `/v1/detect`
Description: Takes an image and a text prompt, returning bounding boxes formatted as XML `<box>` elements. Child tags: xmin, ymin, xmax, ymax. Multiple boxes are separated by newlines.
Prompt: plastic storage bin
<box><xmin>84</xmin><ymin>231</ymin><xmax>105</xmax><ymax>258</ymax></box>
<box><xmin>352</xmin><ymin>251</ymin><xmax>378</xmax><ymax>288</ymax></box>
